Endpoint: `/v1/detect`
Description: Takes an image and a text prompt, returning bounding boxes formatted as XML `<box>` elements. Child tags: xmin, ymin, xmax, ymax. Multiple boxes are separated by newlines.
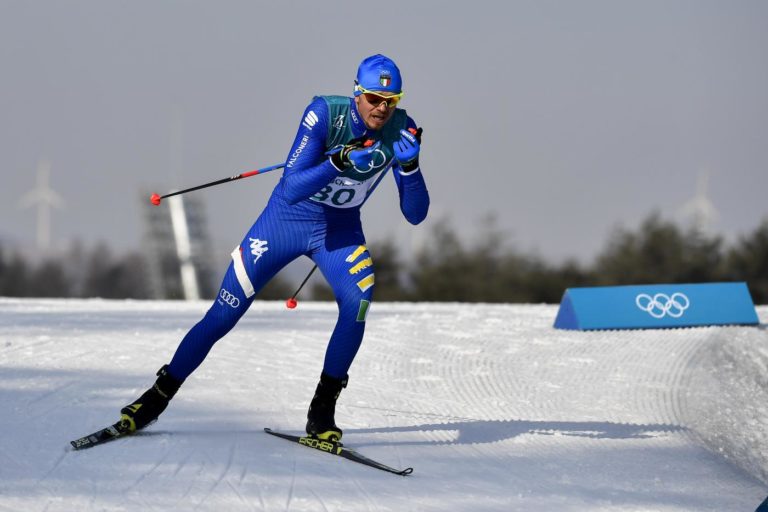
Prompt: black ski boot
<box><xmin>306</xmin><ymin>372</ymin><xmax>348</xmax><ymax>441</ymax></box>
<box><xmin>120</xmin><ymin>365</ymin><xmax>183</xmax><ymax>432</ymax></box>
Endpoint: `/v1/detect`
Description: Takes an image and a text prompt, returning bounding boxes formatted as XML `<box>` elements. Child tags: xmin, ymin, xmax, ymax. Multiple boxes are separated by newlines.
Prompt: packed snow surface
<box><xmin>1</xmin><ymin>298</ymin><xmax>767</xmax><ymax>511</ymax></box>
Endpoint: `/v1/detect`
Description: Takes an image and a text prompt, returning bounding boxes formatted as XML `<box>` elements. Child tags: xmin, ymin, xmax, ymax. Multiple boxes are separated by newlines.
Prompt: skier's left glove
<box><xmin>393</xmin><ymin>127</ymin><xmax>422</xmax><ymax>173</ymax></box>
<box><xmin>328</xmin><ymin>137</ymin><xmax>381</xmax><ymax>172</ymax></box>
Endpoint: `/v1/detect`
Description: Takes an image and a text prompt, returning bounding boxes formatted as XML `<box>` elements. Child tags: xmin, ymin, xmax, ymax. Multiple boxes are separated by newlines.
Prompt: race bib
<box><xmin>310</xmin><ymin>176</ymin><xmax>372</xmax><ymax>208</ymax></box>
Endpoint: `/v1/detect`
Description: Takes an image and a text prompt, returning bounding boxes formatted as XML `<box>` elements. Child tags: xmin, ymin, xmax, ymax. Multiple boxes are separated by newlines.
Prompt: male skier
<box><xmin>119</xmin><ymin>54</ymin><xmax>429</xmax><ymax>441</ymax></box>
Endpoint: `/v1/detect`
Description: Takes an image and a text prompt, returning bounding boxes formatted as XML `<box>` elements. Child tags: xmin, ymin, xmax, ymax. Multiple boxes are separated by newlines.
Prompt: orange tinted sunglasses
<box><xmin>355</xmin><ymin>83</ymin><xmax>404</xmax><ymax>108</ymax></box>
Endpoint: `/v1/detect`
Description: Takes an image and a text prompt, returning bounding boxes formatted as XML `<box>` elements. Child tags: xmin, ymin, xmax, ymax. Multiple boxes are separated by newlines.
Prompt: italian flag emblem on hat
<box><xmin>379</xmin><ymin>73</ymin><xmax>392</xmax><ymax>87</ymax></box>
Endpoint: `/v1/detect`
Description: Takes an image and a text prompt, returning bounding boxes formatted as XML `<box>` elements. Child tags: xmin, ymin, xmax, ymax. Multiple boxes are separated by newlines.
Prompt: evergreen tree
<box><xmin>726</xmin><ymin>219</ymin><xmax>768</xmax><ymax>303</ymax></box>
<box><xmin>408</xmin><ymin>218</ymin><xmax>538</xmax><ymax>303</ymax></box>
<box><xmin>27</xmin><ymin>260</ymin><xmax>72</xmax><ymax>298</ymax></box>
<box><xmin>594</xmin><ymin>213</ymin><xmax>724</xmax><ymax>285</ymax></box>
<box><xmin>0</xmin><ymin>246</ymin><xmax>29</xmax><ymax>296</ymax></box>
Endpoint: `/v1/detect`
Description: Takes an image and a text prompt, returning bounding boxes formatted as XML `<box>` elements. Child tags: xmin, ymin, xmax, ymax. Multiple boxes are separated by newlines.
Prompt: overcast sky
<box><xmin>2</xmin><ymin>0</ymin><xmax>766</xmax><ymax>268</ymax></box>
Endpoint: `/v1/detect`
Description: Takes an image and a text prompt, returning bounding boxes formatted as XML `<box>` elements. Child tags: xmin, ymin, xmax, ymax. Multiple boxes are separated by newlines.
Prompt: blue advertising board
<box><xmin>554</xmin><ymin>282</ymin><xmax>759</xmax><ymax>330</ymax></box>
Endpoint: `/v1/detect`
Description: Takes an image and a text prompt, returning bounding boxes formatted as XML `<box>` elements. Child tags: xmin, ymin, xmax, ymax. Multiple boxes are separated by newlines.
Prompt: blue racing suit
<box><xmin>167</xmin><ymin>96</ymin><xmax>430</xmax><ymax>381</ymax></box>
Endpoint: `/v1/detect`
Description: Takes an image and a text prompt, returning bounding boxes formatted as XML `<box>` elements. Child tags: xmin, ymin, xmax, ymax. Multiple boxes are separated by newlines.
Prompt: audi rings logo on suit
<box><xmin>219</xmin><ymin>289</ymin><xmax>240</xmax><ymax>308</ymax></box>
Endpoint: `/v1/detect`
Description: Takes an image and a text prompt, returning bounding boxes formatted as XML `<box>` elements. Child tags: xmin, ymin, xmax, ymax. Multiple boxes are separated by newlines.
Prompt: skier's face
<box><xmin>355</xmin><ymin>92</ymin><xmax>397</xmax><ymax>130</ymax></box>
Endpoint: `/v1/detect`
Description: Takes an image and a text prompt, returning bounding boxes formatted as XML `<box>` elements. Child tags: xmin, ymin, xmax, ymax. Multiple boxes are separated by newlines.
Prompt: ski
<box><xmin>70</xmin><ymin>420</ymin><xmax>133</xmax><ymax>450</ymax></box>
<box><xmin>264</xmin><ymin>428</ymin><xmax>413</xmax><ymax>476</ymax></box>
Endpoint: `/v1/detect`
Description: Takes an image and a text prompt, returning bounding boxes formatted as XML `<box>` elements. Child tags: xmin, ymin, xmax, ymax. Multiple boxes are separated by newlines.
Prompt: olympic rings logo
<box><xmin>219</xmin><ymin>288</ymin><xmax>240</xmax><ymax>308</ymax></box>
<box><xmin>635</xmin><ymin>292</ymin><xmax>690</xmax><ymax>319</ymax></box>
<box><xmin>353</xmin><ymin>148</ymin><xmax>388</xmax><ymax>174</ymax></box>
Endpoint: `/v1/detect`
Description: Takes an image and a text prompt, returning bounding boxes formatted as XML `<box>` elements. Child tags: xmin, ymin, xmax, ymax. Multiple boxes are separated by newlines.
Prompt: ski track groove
<box><xmin>217</xmin><ymin>442</ymin><xmax>258</xmax><ymax>512</ymax></box>
<box><xmin>172</xmin><ymin>448</ymin><xmax>196</xmax><ymax>478</ymax></box>
<box><xmin>26</xmin><ymin>380</ymin><xmax>78</xmax><ymax>407</ymax></box>
<box><xmin>251</xmin><ymin>473</ymin><xmax>267</xmax><ymax>512</ymax></box>
<box><xmin>237</xmin><ymin>459</ymin><xmax>250</xmax><ymax>485</ymax></box>
<box><xmin>191</xmin><ymin>449</ymin><xmax>231</xmax><ymax>512</ymax></box>
<box><xmin>35</xmin><ymin>449</ymin><xmax>67</xmax><ymax>487</ymax></box>
<box><xmin>126</xmin><ymin>444</ymin><xmax>171</xmax><ymax>493</ymax></box>
<box><xmin>350</xmin><ymin>476</ymin><xmax>378</xmax><ymax>512</ymax></box>
<box><xmin>0</xmin><ymin>444</ymin><xmax>26</xmax><ymax>477</ymax></box>
<box><xmin>284</xmin><ymin>459</ymin><xmax>297</xmax><ymax>512</ymax></box>
<box><xmin>308</xmin><ymin>488</ymin><xmax>331</xmax><ymax>512</ymax></box>
<box><xmin>172</xmin><ymin>455</ymin><xmax>205</xmax><ymax>508</ymax></box>
<box><xmin>225</xmin><ymin>479</ymin><xmax>255</xmax><ymax>512</ymax></box>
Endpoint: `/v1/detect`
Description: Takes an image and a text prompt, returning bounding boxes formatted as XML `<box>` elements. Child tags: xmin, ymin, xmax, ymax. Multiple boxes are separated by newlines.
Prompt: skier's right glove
<box><xmin>393</xmin><ymin>127</ymin><xmax>423</xmax><ymax>173</ymax></box>
<box><xmin>328</xmin><ymin>137</ymin><xmax>381</xmax><ymax>172</ymax></box>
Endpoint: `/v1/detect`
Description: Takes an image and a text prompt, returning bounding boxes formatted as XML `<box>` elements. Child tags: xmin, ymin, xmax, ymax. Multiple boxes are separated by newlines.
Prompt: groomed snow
<box><xmin>1</xmin><ymin>298</ymin><xmax>767</xmax><ymax>511</ymax></box>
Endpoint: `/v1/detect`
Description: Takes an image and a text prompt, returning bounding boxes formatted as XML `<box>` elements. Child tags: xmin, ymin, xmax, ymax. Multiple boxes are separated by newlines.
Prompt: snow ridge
<box><xmin>682</xmin><ymin>309</ymin><xmax>768</xmax><ymax>485</ymax></box>
<box><xmin>0</xmin><ymin>299</ymin><xmax>766</xmax><ymax>511</ymax></box>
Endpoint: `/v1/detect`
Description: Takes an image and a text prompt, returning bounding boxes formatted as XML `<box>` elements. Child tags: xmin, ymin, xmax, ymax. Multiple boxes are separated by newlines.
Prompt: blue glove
<box><xmin>347</xmin><ymin>140</ymin><xmax>383</xmax><ymax>171</ymax></box>
<box><xmin>328</xmin><ymin>137</ymin><xmax>383</xmax><ymax>172</ymax></box>
<box><xmin>393</xmin><ymin>128</ymin><xmax>422</xmax><ymax>170</ymax></box>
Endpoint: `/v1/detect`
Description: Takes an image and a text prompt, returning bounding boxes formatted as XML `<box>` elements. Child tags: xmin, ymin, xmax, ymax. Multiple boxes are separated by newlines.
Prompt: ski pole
<box><xmin>149</xmin><ymin>162</ymin><xmax>285</xmax><ymax>206</ymax></box>
<box><xmin>285</xmin><ymin>265</ymin><xmax>318</xmax><ymax>309</ymax></box>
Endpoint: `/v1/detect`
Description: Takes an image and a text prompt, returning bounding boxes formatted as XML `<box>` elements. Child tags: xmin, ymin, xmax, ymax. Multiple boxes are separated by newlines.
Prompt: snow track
<box><xmin>0</xmin><ymin>299</ymin><xmax>766</xmax><ymax>511</ymax></box>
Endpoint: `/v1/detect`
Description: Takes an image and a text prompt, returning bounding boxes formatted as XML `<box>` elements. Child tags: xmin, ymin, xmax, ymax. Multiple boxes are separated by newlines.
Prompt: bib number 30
<box><xmin>313</xmin><ymin>185</ymin><xmax>356</xmax><ymax>206</ymax></box>
<box><xmin>310</xmin><ymin>177</ymin><xmax>368</xmax><ymax>208</ymax></box>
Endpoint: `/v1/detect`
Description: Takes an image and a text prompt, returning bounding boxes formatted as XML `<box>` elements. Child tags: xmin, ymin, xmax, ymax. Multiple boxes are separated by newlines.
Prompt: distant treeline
<box><xmin>2</xmin><ymin>214</ymin><xmax>767</xmax><ymax>304</ymax></box>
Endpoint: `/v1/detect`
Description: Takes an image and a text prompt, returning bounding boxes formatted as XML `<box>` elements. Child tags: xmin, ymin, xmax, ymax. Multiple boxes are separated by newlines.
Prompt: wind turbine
<box><xmin>18</xmin><ymin>160</ymin><xmax>65</xmax><ymax>251</ymax></box>
<box><xmin>679</xmin><ymin>170</ymin><xmax>719</xmax><ymax>235</ymax></box>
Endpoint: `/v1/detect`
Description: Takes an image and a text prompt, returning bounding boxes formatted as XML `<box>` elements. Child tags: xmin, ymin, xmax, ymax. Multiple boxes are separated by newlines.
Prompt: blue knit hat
<box><xmin>354</xmin><ymin>54</ymin><xmax>402</xmax><ymax>96</ymax></box>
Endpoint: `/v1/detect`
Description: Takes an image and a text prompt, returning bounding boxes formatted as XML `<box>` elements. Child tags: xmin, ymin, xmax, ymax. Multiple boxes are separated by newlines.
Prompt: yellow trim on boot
<box><xmin>120</xmin><ymin>414</ymin><xmax>137</xmax><ymax>433</ymax></box>
<box><xmin>314</xmin><ymin>430</ymin><xmax>342</xmax><ymax>442</ymax></box>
